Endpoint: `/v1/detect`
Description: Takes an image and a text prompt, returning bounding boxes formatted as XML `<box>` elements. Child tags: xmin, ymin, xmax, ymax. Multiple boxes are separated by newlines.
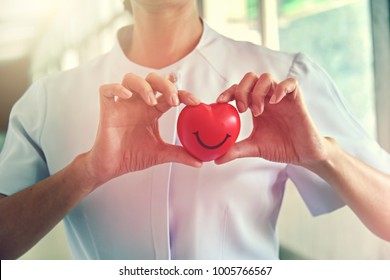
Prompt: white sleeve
<box><xmin>286</xmin><ymin>53</ymin><xmax>390</xmax><ymax>216</ymax></box>
<box><xmin>0</xmin><ymin>78</ymin><xmax>50</xmax><ymax>195</ymax></box>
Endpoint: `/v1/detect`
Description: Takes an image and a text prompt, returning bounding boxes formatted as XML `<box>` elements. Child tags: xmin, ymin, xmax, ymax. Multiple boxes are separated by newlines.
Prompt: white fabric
<box><xmin>0</xmin><ymin>22</ymin><xmax>389</xmax><ymax>260</ymax></box>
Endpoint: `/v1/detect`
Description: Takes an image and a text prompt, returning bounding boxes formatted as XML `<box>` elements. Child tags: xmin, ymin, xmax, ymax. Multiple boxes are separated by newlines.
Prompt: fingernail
<box><xmin>237</xmin><ymin>101</ymin><xmax>246</xmax><ymax>112</ymax></box>
<box><xmin>167</xmin><ymin>72</ymin><xmax>178</xmax><ymax>84</ymax></box>
<box><xmin>148</xmin><ymin>92</ymin><xmax>157</xmax><ymax>105</ymax></box>
<box><xmin>252</xmin><ymin>105</ymin><xmax>261</xmax><ymax>117</ymax></box>
<box><xmin>217</xmin><ymin>94</ymin><xmax>227</xmax><ymax>103</ymax></box>
<box><xmin>269</xmin><ymin>95</ymin><xmax>277</xmax><ymax>104</ymax></box>
<box><xmin>171</xmin><ymin>94</ymin><xmax>180</xmax><ymax>106</ymax></box>
<box><xmin>123</xmin><ymin>89</ymin><xmax>132</xmax><ymax>98</ymax></box>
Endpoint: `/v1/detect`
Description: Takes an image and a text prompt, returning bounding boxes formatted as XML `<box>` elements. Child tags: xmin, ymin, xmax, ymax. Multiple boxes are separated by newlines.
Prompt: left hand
<box><xmin>215</xmin><ymin>72</ymin><xmax>329</xmax><ymax>167</ymax></box>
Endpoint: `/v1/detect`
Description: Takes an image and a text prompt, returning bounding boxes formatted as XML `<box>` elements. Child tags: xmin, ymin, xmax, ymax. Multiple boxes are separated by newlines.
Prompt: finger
<box><xmin>217</xmin><ymin>84</ymin><xmax>237</xmax><ymax>103</ymax></box>
<box><xmin>167</xmin><ymin>72</ymin><xmax>178</xmax><ymax>84</ymax></box>
<box><xmin>251</xmin><ymin>73</ymin><xmax>276</xmax><ymax>117</ymax></box>
<box><xmin>146</xmin><ymin>72</ymin><xmax>179</xmax><ymax>107</ymax></box>
<box><xmin>234</xmin><ymin>72</ymin><xmax>258</xmax><ymax>113</ymax></box>
<box><xmin>161</xmin><ymin>145</ymin><xmax>203</xmax><ymax>168</ymax></box>
<box><xmin>269</xmin><ymin>77</ymin><xmax>299</xmax><ymax>104</ymax></box>
<box><xmin>154</xmin><ymin>90</ymin><xmax>201</xmax><ymax>114</ymax></box>
<box><xmin>100</xmin><ymin>83</ymin><xmax>133</xmax><ymax>101</ymax></box>
<box><xmin>122</xmin><ymin>73</ymin><xmax>157</xmax><ymax>106</ymax></box>
<box><xmin>214</xmin><ymin>139</ymin><xmax>258</xmax><ymax>164</ymax></box>
<box><xmin>178</xmin><ymin>90</ymin><xmax>201</xmax><ymax>106</ymax></box>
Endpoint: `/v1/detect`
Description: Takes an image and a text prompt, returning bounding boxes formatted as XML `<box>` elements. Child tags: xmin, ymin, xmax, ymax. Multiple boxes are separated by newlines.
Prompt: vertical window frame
<box><xmin>371</xmin><ymin>0</ymin><xmax>390</xmax><ymax>152</ymax></box>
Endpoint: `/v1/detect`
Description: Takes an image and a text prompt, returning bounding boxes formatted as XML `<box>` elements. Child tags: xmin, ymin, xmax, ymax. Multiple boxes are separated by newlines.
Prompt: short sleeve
<box><xmin>0</xmin><ymin>78</ymin><xmax>50</xmax><ymax>196</ymax></box>
<box><xmin>286</xmin><ymin>53</ymin><xmax>390</xmax><ymax>216</ymax></box>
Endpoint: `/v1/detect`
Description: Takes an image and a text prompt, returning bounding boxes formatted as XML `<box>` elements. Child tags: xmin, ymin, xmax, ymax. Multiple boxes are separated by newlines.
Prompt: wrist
<box><xmin>66</xmin><ymin>153</ymin><xmax>106</xmax><ymax>195</ymax></box>
<box><xmin>301</xmin><ymin>137</ymin><xmax>339</xmax><ymax>177</ymax></box>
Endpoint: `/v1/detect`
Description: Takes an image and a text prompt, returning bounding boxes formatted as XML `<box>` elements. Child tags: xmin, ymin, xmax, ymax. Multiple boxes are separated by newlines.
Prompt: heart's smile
<box><xmin>193</xmin><ymin>131</ymin><xmax>231</xmax><ymax>150</ymax></box>
<box><xmin>177</xmin><ymin>103</ymin><xmax>240</xmax><ymax>162</ymax></box>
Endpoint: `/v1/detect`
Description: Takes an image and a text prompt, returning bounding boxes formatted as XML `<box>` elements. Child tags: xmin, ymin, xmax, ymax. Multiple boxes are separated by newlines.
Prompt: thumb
<box><xmin>162</xmin><ymin>144</ymin><xmax>203</xmax><ymax>168</ymax></box>
<box><xmin>214</xmin><ymin>140</ymin><xmax>257</xmax><ymax>164</ymax></box>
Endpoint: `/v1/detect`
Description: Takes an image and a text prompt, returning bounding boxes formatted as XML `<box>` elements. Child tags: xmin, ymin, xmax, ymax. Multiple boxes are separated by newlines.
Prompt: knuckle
<box><xmin>112</xmin><ymin>83</ymin><xmax>124</xmax><ymax>91</ymax></box>
<box><xmin>146</xmin><ymin>72</ymin><xmax>176</xmax><ymax>94</ymax></box>
<box><xmin>99</xmin><ymin>83</ymin><xmax>120</xmax><ymax>94</ymax></box>
<box><xmin>289</xmin><ymin>77</ymin><xmax>299</xmax><ymax>88</ymax></box>
<box><xmin>99</xmin><ymin>84</ymin><xmax>107</xmax><ymax>93</ymax></box>
<box><xmin>259</xmin><ymin>72</ymin><xmax>273</xmax><ymax>82</ymax></box>
<box><xmin>244</xmin><ymin>71</ymin><xmax>258</xmax><ymax>79</ymax></box>
<box><xmin>226</xmin><ymin>84</ymin><xmax>238</xmax><ymax>93</ymax></box>
<box><xmin>145</xmin><ymin>72</ymin><xmax>159</xmax><ymax>81</ymax></box>
<box><xmin>122</xmin><ymin>73</ymin><xmax>152</xmax><ymax>96</ymax></box>
<box><xmin>286</xmin><ymin>77</ymin><xmax>298</xmax><ymax>83</ymax></box>
<box><xmin>164</xmin><ymin>82</ymin><xmax>177</xmax><ymax>93</ymax></box>
<box><xmin>235</xmin><ymin>87</ymin><xmax>249</xmax><ymax>99</ymax></box>
<box><xmin>122</xmin><ymin>73</ymin><xmax>137</xmax><ymax>83</ymax></box>
<box><xmin>139</xmin><ymin>86</ymin><xmax>153</xmax><ymax>97</ymax></box>
<box><xmin>281</xmin><ymin>77</ymin><xmax>298</xmax><ymax>92</ymax></box>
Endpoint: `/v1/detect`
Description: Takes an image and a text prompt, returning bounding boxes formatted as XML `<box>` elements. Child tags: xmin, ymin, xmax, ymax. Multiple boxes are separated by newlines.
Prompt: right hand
<box><xmin>84</xmin><ymin>72</ymin><xmax>202</xmax><ymax>188</ymax></box>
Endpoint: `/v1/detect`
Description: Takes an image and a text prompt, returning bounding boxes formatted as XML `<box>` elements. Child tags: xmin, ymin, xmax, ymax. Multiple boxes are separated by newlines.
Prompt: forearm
<box><xmin>305</xmin><ymin>138</ymin><xmax>390</xmax><ymax>242</ymax></box>
<box><xmin>0</xmin><ymin>153</ymin><xmax>98</xmax><ymax>259</ymax></box>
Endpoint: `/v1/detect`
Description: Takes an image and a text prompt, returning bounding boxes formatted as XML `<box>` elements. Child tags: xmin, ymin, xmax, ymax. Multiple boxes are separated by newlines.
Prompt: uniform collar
<box><xmin>107</xmin><ymin>19</ymin><xmax>217</xmax><ymax>78</ymax></box>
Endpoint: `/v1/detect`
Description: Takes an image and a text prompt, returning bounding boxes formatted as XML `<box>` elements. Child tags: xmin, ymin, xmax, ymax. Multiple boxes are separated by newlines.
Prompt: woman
<box><xmin>0</xmin><ymin>0</ymin><xmax>389</xmax><ymax>259</ymax></box>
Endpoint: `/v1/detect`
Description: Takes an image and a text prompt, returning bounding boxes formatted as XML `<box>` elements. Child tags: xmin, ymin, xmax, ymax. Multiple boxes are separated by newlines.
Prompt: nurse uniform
<box><xmin>0</xmin><ymin>22</ymin><xmax>389</xmax><ymax>259</ymax></box>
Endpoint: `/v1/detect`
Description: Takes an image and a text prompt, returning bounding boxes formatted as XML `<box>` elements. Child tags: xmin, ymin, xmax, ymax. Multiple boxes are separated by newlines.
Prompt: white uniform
<box><xmin>0</xmin><ymin>22</ymin><xmax>389</xmax><ymax>259</ymax></box>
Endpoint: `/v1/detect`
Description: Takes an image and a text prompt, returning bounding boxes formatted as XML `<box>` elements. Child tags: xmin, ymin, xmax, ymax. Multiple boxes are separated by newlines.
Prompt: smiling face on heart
<box><xmin>177</xmin><ymin>103</ymin><xmax>241</xmax><ymax>162</ymax></box>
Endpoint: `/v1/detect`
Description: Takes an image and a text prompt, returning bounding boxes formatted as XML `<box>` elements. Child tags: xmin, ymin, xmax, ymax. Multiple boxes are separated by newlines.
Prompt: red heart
<box><xmin>177</xmin><ymin>103</ymin><xmax>241</xmax><ymax>162</ymax></box>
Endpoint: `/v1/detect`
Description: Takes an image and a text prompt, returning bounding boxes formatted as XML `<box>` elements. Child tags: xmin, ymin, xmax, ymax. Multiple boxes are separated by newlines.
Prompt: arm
<box><xmin>216</xmin><ymin>73</ymin><xmax>390</xmax><ymax>242</ymax></box>
<box><xmin>305</xmin><ymin>138</ymin><xmax>390</xmax><ymax>241</ymax></box>
<box><xmin>0</xmin><ymin>154</ymin><xmax>94</xmax><ymax>260</ymax></box>
<box><xmin>0</xmin><ymin>73</ymin><xmax>201</xmax><ymax>259</ymax></box>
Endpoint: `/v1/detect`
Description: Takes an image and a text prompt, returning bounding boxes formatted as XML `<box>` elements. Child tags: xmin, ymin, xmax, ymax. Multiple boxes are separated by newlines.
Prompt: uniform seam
<box><xmin>195</xmin><ymin>49</ymin><xmax>229</xmax><ymax>84</ymax></box>
<box><xmin>286</xmin><ymin>52</ymin><xmax>302</xmax><ymax>79</ymax></box>
<box><xmin>37</xmin><ymin>77</ymin><xmax>49</xmax><ymax>152</ymax></box>
<box><xmin>220</xmin><ymin>206</ymin><xmax>229</xmax><ymax>259</ymax></box>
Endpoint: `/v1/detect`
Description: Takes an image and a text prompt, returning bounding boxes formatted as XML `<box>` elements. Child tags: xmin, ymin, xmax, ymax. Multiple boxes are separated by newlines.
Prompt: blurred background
<box><xmin>0</xmin><ymin>0</ymin><xmax>389</xmax><ymax>259</ymax></box>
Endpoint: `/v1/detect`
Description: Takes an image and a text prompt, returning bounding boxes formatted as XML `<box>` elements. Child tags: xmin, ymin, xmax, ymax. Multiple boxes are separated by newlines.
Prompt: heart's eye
<box><xmin>193</xmin><ymin>131</ymin><xmax>231</xmax><ymax>150</ymax></box>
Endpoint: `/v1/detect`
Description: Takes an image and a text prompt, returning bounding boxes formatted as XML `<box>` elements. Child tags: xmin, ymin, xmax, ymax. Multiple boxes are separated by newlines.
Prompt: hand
<box><xmin>215</xmin><ymin>72</ymin><xmax>329</xmax><ymax>166</ymax></box>
<box><xmin>84</xmin><ymin>72</ymin><xmax>202</xmax><ymax>187</ymax></box>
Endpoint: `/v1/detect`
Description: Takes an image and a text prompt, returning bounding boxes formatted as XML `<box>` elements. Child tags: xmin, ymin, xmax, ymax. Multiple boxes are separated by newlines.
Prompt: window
<box><xmin>278</xmin><ymin>0</ymin><xmax>376</xmax><ymax>137</ymax></box>
<box><xmin>30</xmin><ymin>0</ymin><xmax>131</xmax><ymax>80</ymax></box>
<box><xmin>202</xmin><ymin>0</ymin><xmax>377</xmax><ymax>137</ymax></box>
